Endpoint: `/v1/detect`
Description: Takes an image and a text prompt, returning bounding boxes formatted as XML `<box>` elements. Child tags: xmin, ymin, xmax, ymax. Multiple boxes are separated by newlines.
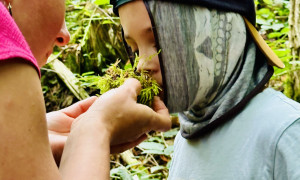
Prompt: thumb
<box><xmin>119</xmin><ymin>78</ymin><xmax>142</xmax><ymax>100</ymax></box>
<box><xmin>152</xmin><ymin>96</ymin><xmax>168</xmax><ymax>115</ymax></box>
<box><xmin>152</xmin><ymin>96</ymin><xmax>171</xmax><ymax>132</ymax></box>
<box><xmin>60</xmin><ymin>96</ymin><xmax>98</xmax><ymax>118</ymax></box>
<box><xmin>137</xmin><ymin>96</ymin><xmax>171</xmax><ymax>132</ymax></box>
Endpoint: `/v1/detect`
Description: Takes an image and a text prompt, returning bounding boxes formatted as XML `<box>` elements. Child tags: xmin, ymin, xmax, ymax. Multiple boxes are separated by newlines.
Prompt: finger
<box><xmin>110</xmin><ymin>134</ymin><xmax>147</xmax><ymax>154</ymax></box>
<box><xmin>153</xmin><ymin>113</ymin><xmax>172</xmax><ymax>132</ymax></box>
<box><xmin>48</xmin><ymin>130</ymin><xmax>69</xmax><ymax>136</ymax></box>
<box><xmin>49</xmin><ymin>133</ymin><xmax>68</xmax><ymax>144</ymax></box>
<box><xmin>60</xmin><ymin>96</ymin><xmax>98</xmax><ymax>118</ymax></box>
<box><xmin>49</xmin><ymin>133</ymin><xmax>68</xmax><ymax>166</ymax></box>
<box><xmin>152</xmin><ymin>96</ymin><xmax>168</xmax><ymax>115</ymax></box>
<box><xmin>119</xmin><ymin>78</ymin><xmax>142</xmax><ymax>99</ymax></box>
<box><xmin>150</xmin><ymin>97</ymin><xmax>171</xmax><ymax>132</ymax></box>
<box><xmin>135</xmin><ymin>103</ymin><xmax>171</xmax><ymax>133</ymax></box>
<box><xmin>154</xmin><ymin>114</ymin><xmax>172</xmax><ymax>132</ymax></box>
<box><xmin>46</xmin><ymin>112</ymin><xmax>73</xmax><ymax>132</ymax></box>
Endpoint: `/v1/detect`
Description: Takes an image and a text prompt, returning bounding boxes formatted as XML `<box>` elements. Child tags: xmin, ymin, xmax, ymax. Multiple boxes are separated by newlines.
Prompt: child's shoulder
<box><xmin>261</xmin><ymin>88</ymin><xmax>300</xmax><ymax>112</ymax></box>
<box><xmin>238</xmin><ymin>88</ymin><xmax>300</xmax><ymax>141</ymax></box>
<box><xmin>251</xmin><ymin>88</ymin><xmax>300</xmax><ymax>117</ymax></box>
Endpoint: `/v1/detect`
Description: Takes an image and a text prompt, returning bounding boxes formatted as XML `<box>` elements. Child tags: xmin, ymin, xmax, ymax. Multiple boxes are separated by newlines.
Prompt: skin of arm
<box><xmin>47</xmin><ymin>96</ymin><xmax>98</xmax><ymax>166</ymax></box>
<box><xmin>48</xmin><ymin>91</ymin><xmax>165</xmax><ymax>164</ymax></box>
<box><xmin>0</xmin><ymin>60</ymin><xmax>171</xmax><ymax>179</ymax></box>
<box><xmin>48</xmin><ymin>94</ymin><xmax>148</xmax><ymax>178</ymax></box>
<box><xmin>0</xmin><ymin>61</ymin><xmax>124</xmax><ymax>179</ymax></box>
<box><xmin>0</xmin><ymin>60</ymin><xmax>61</xmax><ymax>179</ymax></box>
<box><xmin>59</xmin><ymin>78</ymin><xmax>171</xmax><ymax>180</ymax></box>
<box><xmin>47</xmin><ymin>96</ymin><xmax>148</xmax><ymax>166</ymax></box>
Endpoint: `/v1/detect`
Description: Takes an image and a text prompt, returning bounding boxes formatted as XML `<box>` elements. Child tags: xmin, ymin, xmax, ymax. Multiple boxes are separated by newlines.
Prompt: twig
<box><xmin>160</xmin><ymin>132</ymin><xmax>168</xmax><ymax>147</ymax></box>
<box><xmin>120</xmin><ymin>150</ymin><xmax>139</xmax><ymax>165</ymax></box>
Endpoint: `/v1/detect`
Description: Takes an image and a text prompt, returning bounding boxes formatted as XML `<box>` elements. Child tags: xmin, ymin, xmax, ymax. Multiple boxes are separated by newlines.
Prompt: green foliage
<box><xmin>63</xmin><ymin>0</ymin><xmax>127</xmax><ymax>74</ymax></box>
<box><xmin>254</xmin><ymin>0</ymin><xmax>300</xmax><ymax>100</ymax></box>
<box><xmin>110</xmin><ymin>129</ymin><xmax>179</xmax><ymax>180</ymax></box>
<box><xmin>42</xmin><ymin>0</ymin><xmax>128</xmax><ymax>111</ymax></box>
<box><xmin>78</xmin><ymin>53</ymin><xmax>161</xmax><ymax>106</ymax></box>
<box><xmin>255</xmin><ymin>0</ymin><xmax>291</xmax><ymax>77</ymax></box>
<box><xmin>93</xmin><ymin>0</ymin><xmax>110</xmax><ymax>6</ymax></box>
<box><xmin>41</xmin><ymin>65</ymin><xmax>75</xmax><ymax>111</ymax></box>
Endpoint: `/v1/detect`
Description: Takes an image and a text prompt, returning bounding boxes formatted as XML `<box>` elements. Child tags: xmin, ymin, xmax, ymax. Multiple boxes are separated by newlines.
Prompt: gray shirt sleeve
<box><xmin>274</xmin><ymin>118</ymin><xmax>300</xmax><ymax>180</ymax></box>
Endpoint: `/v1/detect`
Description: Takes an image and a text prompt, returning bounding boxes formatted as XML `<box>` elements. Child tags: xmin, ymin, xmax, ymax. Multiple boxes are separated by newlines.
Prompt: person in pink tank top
<box><xmin>0</xmin><ymin>1</ymin><xmax>171</xmax><ymax>179</ymax></box>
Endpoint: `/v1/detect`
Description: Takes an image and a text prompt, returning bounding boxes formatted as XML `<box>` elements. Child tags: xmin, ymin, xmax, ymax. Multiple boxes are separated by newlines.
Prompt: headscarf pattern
<box><xmin>146</xmin><ymin>1</ymin><xmax>271</xmax><ymax>138</ymax></box>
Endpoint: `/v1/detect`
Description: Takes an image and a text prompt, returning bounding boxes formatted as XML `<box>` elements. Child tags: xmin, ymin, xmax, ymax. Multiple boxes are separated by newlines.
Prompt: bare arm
<box><xmin>59</xmin><ymin>123</ymin><xmax>111</xmax><ymax>179</ymax></box>
<box><xmin>59</xmin><ymin>79</ymin><xmax>171</xmax><ymax>180</ymax></box>
<box><xmin>0</xmin><ymin>61</ymin><xmax>171</xmax><ymax>179</ymax></box>
<box><xmin>47</xmin><ymin>96</ymin><xmax>98</xmax><ymax>166</ymax></box>
<box><xmin>0</xmin><ymin>61</ymin><xmax>61</xmax><ymax>179</ymax></box>
<box><xmin>0</xmin><ymin>61</ymin><xmax>113</xmax><ymax>179</ymax></box>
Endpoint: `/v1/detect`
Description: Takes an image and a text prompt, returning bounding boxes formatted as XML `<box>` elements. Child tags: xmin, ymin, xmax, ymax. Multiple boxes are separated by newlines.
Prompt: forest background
<box><xmin>42</xmin><ymin>0</ymin><xmax>295</xmax><ymax>179</ymax></box>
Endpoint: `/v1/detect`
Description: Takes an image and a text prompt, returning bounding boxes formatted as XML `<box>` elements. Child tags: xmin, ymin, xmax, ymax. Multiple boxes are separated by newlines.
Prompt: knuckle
<box><xmin>128</xmin><ymin>78</ymin><xmax>141</xmax><ymax>88</ymax></box>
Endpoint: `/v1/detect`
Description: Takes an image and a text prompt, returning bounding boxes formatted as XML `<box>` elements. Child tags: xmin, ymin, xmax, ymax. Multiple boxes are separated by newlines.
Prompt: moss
<box><xmin>96</xmin><ymin>53</ymin><xmax>161</xmax><ymax>106</ymax></box>
<box><xmin>283</xmin><ymin>74</ymin><xmax>294</xmax><ymax>99</ymax></box>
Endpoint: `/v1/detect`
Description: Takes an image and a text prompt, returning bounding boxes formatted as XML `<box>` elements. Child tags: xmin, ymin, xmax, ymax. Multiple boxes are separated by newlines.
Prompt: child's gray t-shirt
<box><xmin>168</xmin><ymin>88</ymin><xmax>300</xmax><ymax>180</ymax></box>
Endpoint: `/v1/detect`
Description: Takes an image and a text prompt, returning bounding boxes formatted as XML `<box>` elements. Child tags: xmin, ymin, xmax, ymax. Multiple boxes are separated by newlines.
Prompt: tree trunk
<box><xmin>288</xmin><ymin>0</ymin><xmax>300</xmax><ymax>102</ymax></box>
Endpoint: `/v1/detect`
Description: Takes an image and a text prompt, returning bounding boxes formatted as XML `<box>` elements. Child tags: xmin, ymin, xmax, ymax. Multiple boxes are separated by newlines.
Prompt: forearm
<box><xmin>59</xmin><ymin>125</ymin><xmax>111</xmax><ymax>180</ymax></box>
<box><xmin>46</xmin><ymin>96</ymin><xmax>98</xmax><ymax>166</ymax></box>
<box><xmin>56</xmin><ymin>78</ymin><xmax>171</xmax><ymax>179</ymax></box>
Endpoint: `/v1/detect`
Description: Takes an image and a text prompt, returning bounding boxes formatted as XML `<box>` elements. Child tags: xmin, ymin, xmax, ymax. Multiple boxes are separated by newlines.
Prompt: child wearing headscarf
<box><xmin>112</xmin><ymin>0</ymin><xmax>300</xmax><ymax>179</ymax></box>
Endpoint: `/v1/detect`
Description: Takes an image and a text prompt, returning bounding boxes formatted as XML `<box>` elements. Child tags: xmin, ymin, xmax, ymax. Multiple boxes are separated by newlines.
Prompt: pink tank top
<box><xmin>0</xmin><ymin>3</ymin><xmax>40</xmax><ymax>77</ymax></box>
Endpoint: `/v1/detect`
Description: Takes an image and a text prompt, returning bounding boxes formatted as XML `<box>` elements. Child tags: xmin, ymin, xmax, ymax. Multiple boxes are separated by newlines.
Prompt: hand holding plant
<box><xmin>72</xmin><ymin>78</ymin><xmax>171</xmax><ymax>147</ymax></box>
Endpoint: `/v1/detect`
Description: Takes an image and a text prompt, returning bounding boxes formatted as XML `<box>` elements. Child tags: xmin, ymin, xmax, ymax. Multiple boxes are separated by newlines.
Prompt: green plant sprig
<box><xmin>97</xmin><ymin>53</ymin><xmax>161</xmax><ymax>106</ymax></box>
